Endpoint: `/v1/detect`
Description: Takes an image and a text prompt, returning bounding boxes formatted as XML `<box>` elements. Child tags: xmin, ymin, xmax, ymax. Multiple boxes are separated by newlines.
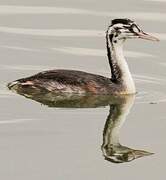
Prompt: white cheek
<box><xmin>133</xmin><ymin>27</ymin><xmax>139</xmax><ymax>33</ymax></box>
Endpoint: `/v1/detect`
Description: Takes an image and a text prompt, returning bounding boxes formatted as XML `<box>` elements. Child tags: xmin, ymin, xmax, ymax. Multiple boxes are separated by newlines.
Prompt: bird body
<box><xmin>8</xmin><ymin>69</ymin><xmax>124</xmax><ymax>95</ymax></box>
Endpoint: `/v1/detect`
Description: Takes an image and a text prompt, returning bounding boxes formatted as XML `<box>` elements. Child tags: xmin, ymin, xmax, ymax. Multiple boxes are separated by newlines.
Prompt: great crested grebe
<box><xmin>8</xmin><ymin>18</ymin><xmax>159</xmax><ymax>95</ymax></box>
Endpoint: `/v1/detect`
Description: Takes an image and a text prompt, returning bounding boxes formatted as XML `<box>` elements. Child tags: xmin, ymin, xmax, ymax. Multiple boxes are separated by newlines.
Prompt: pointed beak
<box><xmin>136</xmin><ymin>31</ymin><xmax>159</xmax><ymax>41</ymax></box>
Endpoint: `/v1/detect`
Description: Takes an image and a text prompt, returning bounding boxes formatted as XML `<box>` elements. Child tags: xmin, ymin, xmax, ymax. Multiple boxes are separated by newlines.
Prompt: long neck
<box><xmin>106</xmin><ymin>34</ymin><xmax>136</xmax><ymax>94</ymax></box>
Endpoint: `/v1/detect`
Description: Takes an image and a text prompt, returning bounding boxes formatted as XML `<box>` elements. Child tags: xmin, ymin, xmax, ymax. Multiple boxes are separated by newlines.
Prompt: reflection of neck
<box><xmin>106</xmin><ymin>33</ymin><xmax>136</xmax><ymax>94</ymax></box>
<box><xmin>102</xmin><ymin>95</ymin><xmax>153</xmax><ymax>163</ymax></box>
<box><xmin>103</xmin><ymin>95</ymin><xmax>135</xmax><ymax>146</ymax></box>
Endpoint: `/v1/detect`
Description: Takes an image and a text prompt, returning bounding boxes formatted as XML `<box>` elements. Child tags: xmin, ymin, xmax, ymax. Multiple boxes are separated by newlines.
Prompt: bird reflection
<box><xmin>101</xmin><ymin>95</ymin><xmax>153</xmax><ymax>163</ymax></box>
<box><xmin>9</xmin><ymin>86</ymin><xmax>153</xmax><ymax>163</ymax></box>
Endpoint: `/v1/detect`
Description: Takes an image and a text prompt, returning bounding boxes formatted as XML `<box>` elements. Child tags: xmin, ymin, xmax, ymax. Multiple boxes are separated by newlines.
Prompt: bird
<box><xmin>7</xmin><ymin>18</ymin><xmax>159</xmax><ymax>95</ymax></box>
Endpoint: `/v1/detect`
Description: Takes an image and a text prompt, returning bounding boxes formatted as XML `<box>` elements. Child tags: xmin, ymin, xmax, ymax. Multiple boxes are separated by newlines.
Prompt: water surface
<box><xmin>0</xmin><ymin>0</ymin><xmax>166</xmax><ymax>179</ymax></box>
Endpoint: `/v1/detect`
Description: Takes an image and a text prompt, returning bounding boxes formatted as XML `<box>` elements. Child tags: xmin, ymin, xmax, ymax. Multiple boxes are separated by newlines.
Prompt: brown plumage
<box><xmin>8</xmin><ymin>69</ymin><xmax>122</xmax><ymax>95</ymax></box>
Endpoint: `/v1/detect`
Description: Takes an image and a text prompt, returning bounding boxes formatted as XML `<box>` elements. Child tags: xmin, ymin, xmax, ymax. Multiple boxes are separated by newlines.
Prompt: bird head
<box><xmin>107</xmin><ymin>18</ymin><xmax>159</xmax><ymax>44</ymax></box>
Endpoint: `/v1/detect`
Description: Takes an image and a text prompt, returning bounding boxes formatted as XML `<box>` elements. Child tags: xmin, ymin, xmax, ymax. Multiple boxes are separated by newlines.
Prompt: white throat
<box><xmin>112</xmin><ymin>41</ymin><xmax>136</xmax><ymax>94</ymax></box>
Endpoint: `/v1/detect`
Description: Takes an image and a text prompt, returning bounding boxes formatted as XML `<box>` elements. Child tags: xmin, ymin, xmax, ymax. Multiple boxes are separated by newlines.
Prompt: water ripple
<box><xmin>0</xmin><ymin>44</ymin><xmax>155</xmax><ymax>58</ymax></box>
<box><xmin>134</xmin><ymin>74</ymin><xmax>166</xmax><ymax>85</ymax></box>
<box><xmin>0</xmin><ymin>118</ymin><xmax>37</xmax><ymax>124</ymax></box>
<box><xmin>0</xmin><ymin>27</ymin><xmax>103</xmax><ymax>37</ymax></box>
<box><xmin>52</xmin><ymin>47</ymin><xmax>155</xmax><ymax>58</ymax></box>
<box><xmin>134</xmin><ymin>74</ymin><xmax>166</xmax><ymax>104</ymax></box>
<box><xmin>0</xmin><ymin>5</ymin><xmax>166</xmax><ymax>22</ymax></box>
<box><xmin>0</xmin><ymin>5</ymin><xmax>93</xmax><ymax>15</ymax></box>
<box><xmin>0</xmin><ymin>64</ymin><xmax>49</xmax><ymax>71</ymax></box>
<box><xmin>0</xmin><ymin>45</ymin><xmax>41</xmax><ymax>52</ymax></box>
<box><xmin>136</xmin><ymin>91</ymin><xmax>166</xmax><ymax>104</ymax></box>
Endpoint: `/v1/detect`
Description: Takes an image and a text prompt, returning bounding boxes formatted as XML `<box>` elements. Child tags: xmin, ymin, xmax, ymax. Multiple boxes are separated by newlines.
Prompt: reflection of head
<box><xmin>101</xmin><ymin>95</ymin><xmax>153</xmax><ymax>163</ymax></box>
<box><xmin>102</xmin><ymin>144</ymin><xmax>153</xmax><ymax>163</ymax></box>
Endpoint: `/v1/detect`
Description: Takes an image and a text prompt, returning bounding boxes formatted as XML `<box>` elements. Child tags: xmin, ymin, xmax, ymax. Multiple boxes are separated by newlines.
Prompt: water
<box><xmin>0</xmin><ymin>0</ymin><xmax>166</xmax><ymax>179</ymax></box>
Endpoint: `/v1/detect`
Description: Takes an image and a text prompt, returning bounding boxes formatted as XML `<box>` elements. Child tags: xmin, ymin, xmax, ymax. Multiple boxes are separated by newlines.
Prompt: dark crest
<box><xmin>111</xmin><ymin>18</ymin><xmax>134</xmax><ymax>26</ymax></box>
